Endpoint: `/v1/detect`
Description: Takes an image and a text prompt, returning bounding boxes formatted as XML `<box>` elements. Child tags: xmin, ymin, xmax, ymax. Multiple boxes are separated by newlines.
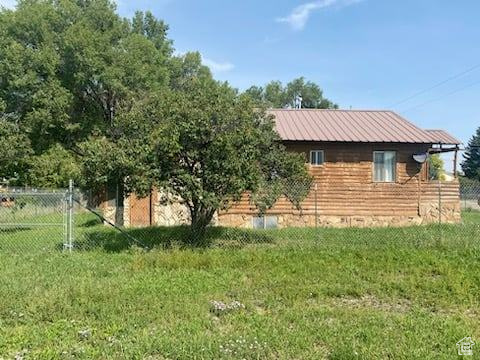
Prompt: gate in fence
<box><xmin>0</xmin><ymin>182</ymin><xmax>74</xmax><ymax>252</ymax></box>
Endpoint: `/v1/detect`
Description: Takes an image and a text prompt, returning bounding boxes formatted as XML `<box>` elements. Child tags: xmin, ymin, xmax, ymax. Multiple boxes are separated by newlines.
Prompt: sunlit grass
<box><xmin>0</xmin><ymin>211</ymin><xmax>479</xmax><ymax>358</ymax></box>
<box><xmin>1</xmin><ymin>210</ymin><xmax>479</xmax><ymax>253</ymax></box>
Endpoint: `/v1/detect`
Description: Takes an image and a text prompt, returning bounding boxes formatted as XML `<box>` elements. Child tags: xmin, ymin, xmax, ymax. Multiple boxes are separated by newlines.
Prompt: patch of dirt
<box><xmin>430</xmin><ymin>306</ymin><xmax>480</xmax><ymax>317</ymax></box>
<box><xmin>331</xmin><ymin>295</ymin><xmax>412</xmax><ymax>313</ymax></box>
<box><xmin>311</xmin><ymin>341</ymin><xmax>331</xmax><ymax>359</ymax></box>
<box><xmin>255</xmin><ymin>305</ymin><xmax>268</xmax><ymax>316</ymax></box>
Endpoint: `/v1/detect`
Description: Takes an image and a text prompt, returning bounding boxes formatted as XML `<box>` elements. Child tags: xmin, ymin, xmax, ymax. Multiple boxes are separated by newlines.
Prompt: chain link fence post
<box><xmin>314</xmin><ymin>183</ymin><xmax>318</xmax><ymax>229</ymax></box>
<box><xmin>438</xmin><ymin>180</ymin><xmax>442</xmax><ymax>225</ymax></box>
<box><xmin>314</xmin><ymin>182</ymin><xmax>321</xmax><ymax>242</ymax></box>
<box><xmin>63</xmin><ymin>179</ymin><xmax>74</xmax><ymax>252</ymax></box>
<box><xmin>437</xmin><ymin>179</ymin><xmax>443</xmax><ymax>243</ymax></box>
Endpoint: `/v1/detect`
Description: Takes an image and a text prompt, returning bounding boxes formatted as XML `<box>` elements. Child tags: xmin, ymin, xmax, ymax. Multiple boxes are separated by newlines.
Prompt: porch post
<box><xmin>453</xmin><ymin>145</ymin><xmax>459</xmax><ymax>178</ymax></box>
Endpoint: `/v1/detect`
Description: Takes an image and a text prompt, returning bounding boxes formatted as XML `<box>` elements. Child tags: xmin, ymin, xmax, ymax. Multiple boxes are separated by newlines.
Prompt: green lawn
<box><xmin>0</xmin><ymin>212</ymin><xmax>479</xmax><ymax>358</ymax></box>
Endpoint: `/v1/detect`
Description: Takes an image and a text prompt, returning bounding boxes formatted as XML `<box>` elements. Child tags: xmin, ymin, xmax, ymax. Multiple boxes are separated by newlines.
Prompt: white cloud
<box><xmin>0</xmin><ymin>0</ymin><xmax>16</xmax><ymax>9</ymax></box>
<box><xmin>276</xmin><ymin>0</ymin><xmax>362</xmax><ymax>31</ymax></box>
<box><xmin>202</xmin><ymin>57</ymin><xmax>235</xmax><ymax>73</ymax></box>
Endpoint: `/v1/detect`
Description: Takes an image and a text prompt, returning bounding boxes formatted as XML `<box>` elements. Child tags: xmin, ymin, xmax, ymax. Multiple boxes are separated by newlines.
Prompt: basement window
<box><xmin>252</xmin><ymin>216</ymin><xmax>278</xmax><ymax>229</ymax></box>
<box><xmin>310</xmin><ymin>150</ymin><xmax>324</xmax><ymax>166</ymax></box>
<box><xmin>373</xmin><ymin>151</ymin><xmax>396</xmax><ymax>182</ymax></box>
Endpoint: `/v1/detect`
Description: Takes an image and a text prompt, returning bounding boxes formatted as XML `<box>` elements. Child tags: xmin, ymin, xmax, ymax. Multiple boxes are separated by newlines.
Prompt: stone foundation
<box><xmin>123</xmin><ymin>196</ymin><xmax>130</xmax><ymax>227</ymax></box>
<box><xmin>153</xmin><ymin>200</ymin><xmax>190</xmax><ymax>226</ymax></box>
<box><xmin>102</xmin><ymin>191</ymin><xmax>461</xmax><ymax>229</ymax></box>
<box><xmin>218</xmin><ymin>202</ymin><xmax>461</xmax><ymax>229</ymax></box>
<box><xmin>109</xmin><ymin>202</ymin><xmax>461</xmax><ymax>229</ymax></box>
<box><xmin>102</xmin><ymin>205</ymin><xmax>125</xmax><ymax>226</ymax></box>
<box><xmin>419</xmin><ymin>201</ymin><xmax>462</xmax><ymax>224</ymax></box>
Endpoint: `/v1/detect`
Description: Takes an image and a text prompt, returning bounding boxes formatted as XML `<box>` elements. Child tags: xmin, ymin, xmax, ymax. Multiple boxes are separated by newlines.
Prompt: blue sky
<box><xmin>116</xmin><ymin>1</ymin><xmax>478</xmax><ymax>156</ymax></box>
<box><xmin>119</xmin><ymin>0</ymin><xmax>480</xmax><ymax>168</ymax></box>
<box><xmin>2</xmin><ymin>0</ymin><xmax>479</xmax><ymax>169</ymax></box>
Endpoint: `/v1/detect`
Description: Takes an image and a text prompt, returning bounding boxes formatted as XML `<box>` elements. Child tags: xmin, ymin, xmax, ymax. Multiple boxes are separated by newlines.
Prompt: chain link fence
<box><xmin>460</xmin><ymin>180</ymin><xmax>480</xmax><ymax>212</ymax></box>
<box><xmin>1</xmin><ymin>179</ymin><xmax>480</xmax><ymax>253</ymax></box>
<box><xmin>0</xmin><ymin>188</ymin><xmax>69</xmax><ymax>252</ymax></box>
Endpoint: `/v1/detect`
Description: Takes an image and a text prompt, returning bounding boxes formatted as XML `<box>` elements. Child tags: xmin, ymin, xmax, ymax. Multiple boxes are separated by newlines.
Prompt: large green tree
<box><xmin>0</xmin><ymin>1</ymin><xmax>172</xmax><ymax>188</ymax></box>
<box><xmin>462</xmin><ymin>127</ymin><xmax>480</xmax><ymax>180</ymax></box>
<box><xmin>76</xmin><ymin>51</ymin><xmax>213</xmax><ymax>195</ymax></box>
<box><xmin>115</xmin><ymin>78</ymin><xmax>310</xmax><ymax>241</ymax></box>
<box><xmin>0</xmin><ymin>101</ymin><xmax>32</xmax><ymax>184</ymax></box>
<box><xmin>245</xmin><ymin>77</ymin><xmax>338</xmax><ymax>109</ymax></box>
<box><xmin>0</xmin><ymin>0</ymin><xmax>311</xmax><ymax>239</ymax></box>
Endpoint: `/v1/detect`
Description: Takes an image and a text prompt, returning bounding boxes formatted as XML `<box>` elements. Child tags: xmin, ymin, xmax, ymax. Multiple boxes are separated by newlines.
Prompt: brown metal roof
<box><xmin>424</xmin><ymin>129</ymin><xmax>461</xmax><ymax>145</ymax></box>
<box><xmin>269</xmin><ymin>109</ymin><xmax>458</xmax><ymax>144</ymax></box>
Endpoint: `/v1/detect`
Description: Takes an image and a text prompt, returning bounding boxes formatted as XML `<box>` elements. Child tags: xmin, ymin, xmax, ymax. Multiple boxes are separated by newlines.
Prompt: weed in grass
<box><xmin>210</xmin><ymin>300</ymin><xmax>246</xmax><ymax>316</ymax></box>
<box><xmin>219</xmin><ymin>336</ymin><xmax>268</xmax><ymax>359</ymax></box>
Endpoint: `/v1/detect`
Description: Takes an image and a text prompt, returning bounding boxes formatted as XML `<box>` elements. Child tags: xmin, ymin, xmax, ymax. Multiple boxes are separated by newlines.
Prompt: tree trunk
<box><xmin>189</xmin><ymin>205</ymin><xmax>215</xmax><ymax>246</ymax></box>
<box><xmin>114</xmin><ymin>178</ymin><xmax>125</xmax><ymax>226</ymax></box>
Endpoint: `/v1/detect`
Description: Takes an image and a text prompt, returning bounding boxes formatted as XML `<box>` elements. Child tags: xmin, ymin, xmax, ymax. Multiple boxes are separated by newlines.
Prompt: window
<box><xmin>253</xmin><ymin>216</ymin><xmax>278</xmax><ymax>229</ymax></box>
<box><xmin>373</xmin><ymin>151</ymin><xmax>396</xmax><ymax>182</ymax></box>
<box><xmin>310</xmin><ymin>150</ymin><xmax>324</xmax><ymax>166</ymax></box>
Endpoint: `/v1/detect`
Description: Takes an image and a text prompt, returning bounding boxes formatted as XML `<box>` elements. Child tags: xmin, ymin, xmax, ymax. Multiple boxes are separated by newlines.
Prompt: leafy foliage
<box><xmin>428</xmin><ymin>154</ymin><xmax>445</xmax><ymax>180</ymax></box>
<box><xmin>462</xmin><ymin>127</ymin><xmax>480</xmax><ymax>180</ymax></box>
<box><xmin>245</xmin><ymin>77</ymin><xmax>338</xmax><ymax>109</ymax></box>
<box><xmin>0</xmin><ymin>101</ymin><xmax>32</xmax><ymax>184</ymax></box>
<box><xmin>0</xmin><ymin>1</ymin><xmax>317</xmax><ymax>236</ymax></box>
<box><xmin>28</xmin><ymin>144</ymin><xmax>81</xmax><ymax>189</ymax></box>
<box><xmin>0</xmin><ymin>0</ymin><xmax>172</xmax><ymax>188</ymax></box>
<box><xmin>131</xmin><ymin>11</ymin><xmax>173</xmax><ymax>56</ymax></box>
<box><xmin>168</xmin><ymin>51</ymin><xmax>212</xmax><ymax>91</ymax></box>
<box><xmin>119</xmin><ymin>78</ymin><xmax>310</xmax><ymax>240</ymax></box>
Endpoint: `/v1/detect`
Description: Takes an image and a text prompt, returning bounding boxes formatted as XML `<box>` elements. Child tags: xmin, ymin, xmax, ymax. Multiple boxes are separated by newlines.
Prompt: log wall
<box><xmin>218</xmin><ymin>142</ymin><xmax>461</xmax><ymax>228</ymax></box>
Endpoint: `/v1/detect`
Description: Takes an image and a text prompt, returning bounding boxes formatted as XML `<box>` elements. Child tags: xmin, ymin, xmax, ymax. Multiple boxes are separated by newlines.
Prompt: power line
<box><xmin>400</xmin><ymin>79</ymin><xmax>480</xmax><ymax>114</ymax></box>
<box><xmin>388</xmin><ymin>63</ymin><xmax>480</xmax><ymax>108</ymax></box>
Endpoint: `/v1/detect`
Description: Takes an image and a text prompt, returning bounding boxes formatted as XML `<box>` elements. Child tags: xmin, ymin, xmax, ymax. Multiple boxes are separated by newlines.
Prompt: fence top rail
<box><xmin>0</xmin><ymin>186</ymin><xmax>67</xmax><ymax>192</ymax></box>
<box><xmin>0</xmin><ymin>223</ymin><xmax>65</xmax><ymax>227</ymax></box>
<box><xmin>0</xmin><ymin>191</ymin><xmax>67</xmax><ymax>196</ymax></box>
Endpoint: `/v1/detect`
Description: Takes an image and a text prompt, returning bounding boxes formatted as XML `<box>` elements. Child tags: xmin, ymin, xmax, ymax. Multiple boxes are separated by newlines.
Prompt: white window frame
<box><xmin>373</xmin><ymin>151</ymin><xmax>397</xmax><ymax>183</ymax></box>
<box><xmin>252</xmin><ymin>216</ymin><xmax>278</xmax><ymax>229</ymax></box>
<box><xmin>309</xmin><ymin>150</ymin><xmax>325</xmax><ymax>166</ymax></box>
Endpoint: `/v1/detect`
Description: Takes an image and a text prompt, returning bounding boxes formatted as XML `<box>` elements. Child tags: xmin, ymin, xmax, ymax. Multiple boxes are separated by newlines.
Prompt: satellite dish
<box><xmin>413</xmin><ymin>153</ymin><xmax>428</xmax><ymax>164</ymax></box>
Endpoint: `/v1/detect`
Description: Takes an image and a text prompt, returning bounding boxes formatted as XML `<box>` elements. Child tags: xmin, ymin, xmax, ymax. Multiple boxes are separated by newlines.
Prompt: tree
<box><xmin>264</xmin><ymin>81</ymin><xmax>286</xmax><ymax>107</ymax></box>
<box><xmin>0</xmin><ymin>101</ymin><xmax>32</xmax><ymax>184</ymax></box>
<box><xmin>428</xmin><ymin>154</ymin><xmax>446</xmax><ymax>180</ymax></box>
<box><xmin>462</xmin><ymin>127</ymin><xmax>480</xmax><ymax>180</ymax></box>
<box><xmin>168</xmin><ymin>51</ymin><xmax>212</xmax><ymax>91</ymax></box>
<box><xmin>131</xmin><ymin>11</ymin><xmax>173</xmax><ymax>57</ymax></box>
<box><xmin>119</xmin><ymin>79</ymin><xmax>310</xmax><ymax>242</ymax></box>
<box><xmin>0</xmin><ymin>0</ymin><xmax>74</xmax><ymax>152</ymax></box>
<box><xmin>244</xmin><ymin>77</ymin><xmax>338</xmax><ymax>109</ymax></box>
<box><xmin>28</xmin><ymin>144</ymin><xmax>81</xmax><ymax>188</ymax></box>
<box><xmin>0</xmin><ymin>1</ymin><xmax>313</xmax><ymax>237</ymax></box>
<box><xmin>243</xmin><ymin>85</ymin><xmax>263</xmax><ymax>102</ymax></box>
<box><xmin>0</xmin><ymin>0</ymin><xmax>173</xmax><ymax>192</ymax></box>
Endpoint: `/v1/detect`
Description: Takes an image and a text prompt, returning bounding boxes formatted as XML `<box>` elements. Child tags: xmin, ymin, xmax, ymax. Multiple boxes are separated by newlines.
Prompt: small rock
<box><xmin>78</xmin><ymin>329</ymin><xmax>92</xmax><ymax>340</ymax></box>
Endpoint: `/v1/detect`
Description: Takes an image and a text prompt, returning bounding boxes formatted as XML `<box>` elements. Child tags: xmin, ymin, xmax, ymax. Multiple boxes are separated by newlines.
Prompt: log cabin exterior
<box><xmin>102</xmin><ymin>109</ymin><xmax>462</xmax><ymax>228</ymax></box>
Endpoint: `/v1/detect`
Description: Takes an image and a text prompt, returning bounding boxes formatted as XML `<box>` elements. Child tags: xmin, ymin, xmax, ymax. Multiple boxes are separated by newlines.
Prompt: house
<box><xmin>102</xmin><ymin>109</ymin><xmax>462</xmax><ymax>228</ymax></box>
